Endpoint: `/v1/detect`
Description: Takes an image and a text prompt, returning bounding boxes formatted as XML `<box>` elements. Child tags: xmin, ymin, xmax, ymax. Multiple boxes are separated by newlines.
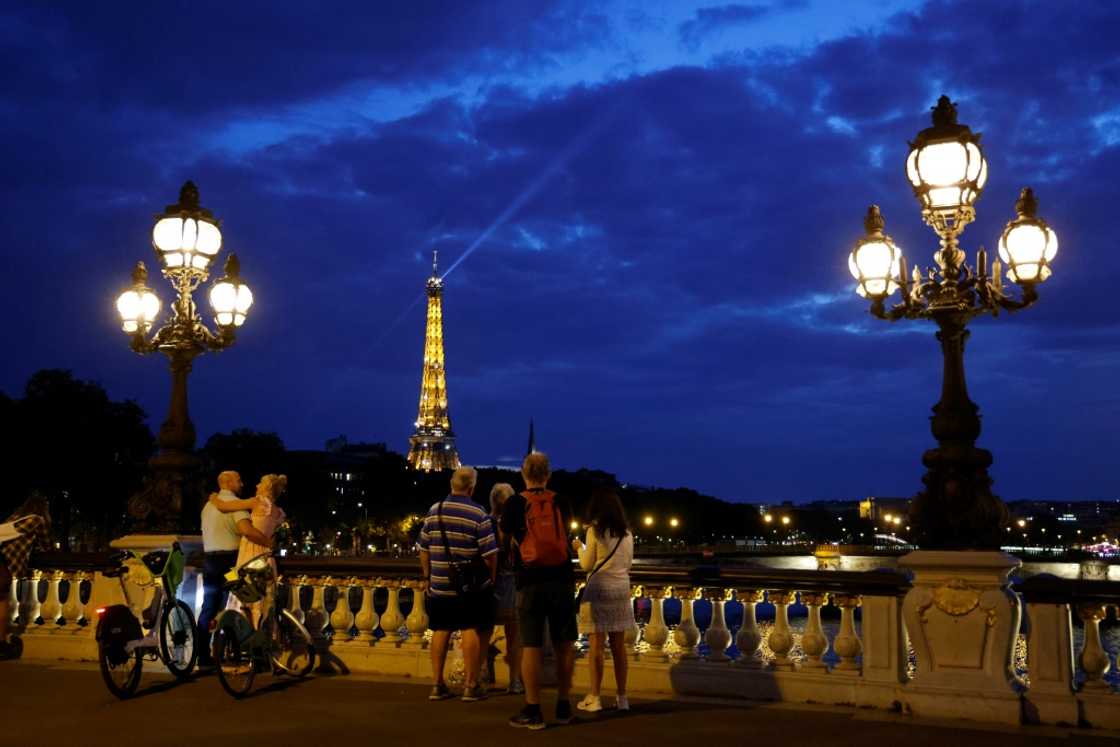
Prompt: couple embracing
<box><xmin>197</xmin><ymin>470</ymin><xmax>287</xmax><ymax>668</ymax></box>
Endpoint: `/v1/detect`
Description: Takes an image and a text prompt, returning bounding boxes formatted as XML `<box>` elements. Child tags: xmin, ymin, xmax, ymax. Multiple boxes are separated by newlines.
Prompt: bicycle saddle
<box><xmin>141</xmin><ymin>550</ymin><xmax>169</xmax><ymax>575</ymax></box>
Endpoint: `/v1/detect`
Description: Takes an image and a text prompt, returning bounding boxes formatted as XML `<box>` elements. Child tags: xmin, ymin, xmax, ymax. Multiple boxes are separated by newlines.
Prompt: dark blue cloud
<box><xmin>1</xmin><ymin>0</ymin><xmax>1118</xmax><ymax>503</ymax></box>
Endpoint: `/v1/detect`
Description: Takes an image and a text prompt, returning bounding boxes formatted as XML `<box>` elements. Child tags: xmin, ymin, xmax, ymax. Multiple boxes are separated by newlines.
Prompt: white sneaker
<box><xmin>576</xmin><ymin>694</ymin><xmax>603</xmax><ymax>712</ymax></box>
<box><xmin>615</xmin><ymin>695</ymin><xmax>630</xmax><ymax>711</ymax></box>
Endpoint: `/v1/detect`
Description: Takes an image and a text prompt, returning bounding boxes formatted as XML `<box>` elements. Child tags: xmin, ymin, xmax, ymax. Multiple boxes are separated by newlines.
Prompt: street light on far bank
<box><xmin>669</xmin><ymin>517</ymin><xmax>680</xmax><ymax>529</ymax></box>
<box><xmin>115</xmin><ymin>181</ymin><xmax>254</xmax><ymax>531</ymax></box>
<box><xmin>643</xmin><ymin>515</ymin><xmax>654</xmax><ymax>528</ymax></box>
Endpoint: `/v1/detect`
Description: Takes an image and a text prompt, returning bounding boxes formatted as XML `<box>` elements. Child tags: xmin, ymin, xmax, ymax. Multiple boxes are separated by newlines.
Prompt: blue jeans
<box><xmin>197</xmin><ymin>550</ymin><xmax>237</xmax><ymax>662</ymax></box>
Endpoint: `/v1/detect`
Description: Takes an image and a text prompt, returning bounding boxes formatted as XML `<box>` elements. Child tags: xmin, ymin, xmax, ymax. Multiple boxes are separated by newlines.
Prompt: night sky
<box><xmin>2</xmin><ymin>1</ymin><xmax>1118</xmax><ymax>504</ymax></box>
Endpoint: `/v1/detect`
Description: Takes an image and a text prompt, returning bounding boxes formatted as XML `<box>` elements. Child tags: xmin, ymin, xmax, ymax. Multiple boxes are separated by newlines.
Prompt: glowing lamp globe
<box><xmin>209</xmin><ymin>253</ymin><xmax>253</xmax><ymax>328</ymax></box>
<box><xmin>116</xmin><ymin>262</ymin><xmax>161</xmax><ymax>334</ymax></box>
<box><xmin>849</xmin><ymin>205</ymin><xmax>902</xmax><ymax>299</ymax></box>
<box><xmin>999</xmin><ymin>187</ymin><xmax>1058</xmax><ymax>284</ymax></box>
<box><xmin>905</xmin><ymin>96</ymin><xmax>988</xmax><ymax>219</ymax></box>
<box><xmin>152</xmin><ymin>181</ymin><xmax>222</xmax><ymax>272</ymax></box>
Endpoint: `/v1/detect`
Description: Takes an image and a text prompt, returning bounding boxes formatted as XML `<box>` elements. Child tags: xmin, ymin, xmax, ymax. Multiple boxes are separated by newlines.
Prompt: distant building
<box><xmin>407</xmin><ymin>251</ymin><xmax>461</xmax><ymax>472</ymax></box>
<box><xmin>859</xmin><ymin>496</ymin><xmax>910</xmax><ymax>526</ymax></box>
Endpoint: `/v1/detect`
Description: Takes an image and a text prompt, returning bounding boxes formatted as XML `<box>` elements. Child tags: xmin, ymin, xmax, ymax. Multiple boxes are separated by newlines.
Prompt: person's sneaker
<box><xmin>506</xmin><ymin>680</ymin><xmax>525</xmax><ymax>695</ymax></box>
<box><xmin>576</xmin><ymin>694</ymin><xmax>602</xmax><ymax>712</ymax></box>
<box><xmin>615</xmin><ymin>695</ymin><xmax>630</xmax><ymax>711</ymax></box>
<box><xmin>461</xmin><ymin>683</ymin><xmax>488</xmax><ymax>702</ymax></box>
<box><xmin>555</xmin><ymin>698</ymin><xmax>574</xmax><ymax>724</ymax></box>
<box><xmin>509</xmin><ymin>704</ymin><xmax>546</xmax><ymax>730</ymax></box>
<box><xmin>428</xmin><ymin>683</ymin><xmax>453</xmax><ymax>701</ymax></box>
<box><xmin>0</xmin><ymin>640</ymin><xmax>17</xmax><ymax>661</ymax></box>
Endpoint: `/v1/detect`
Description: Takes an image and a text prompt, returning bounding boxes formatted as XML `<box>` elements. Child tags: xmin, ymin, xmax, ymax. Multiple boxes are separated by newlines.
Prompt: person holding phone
<box><xmin>571</xmin><ymin>488</ymin><xmax>634</xmax><ymax>713</ymax></box>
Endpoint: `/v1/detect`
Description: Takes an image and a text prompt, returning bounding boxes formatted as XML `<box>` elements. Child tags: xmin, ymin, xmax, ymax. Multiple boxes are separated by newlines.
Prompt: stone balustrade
<box><xmin>8</xmin><ymin>551</ymin><xmax>1118</xmax><ymax>731</ymax></box>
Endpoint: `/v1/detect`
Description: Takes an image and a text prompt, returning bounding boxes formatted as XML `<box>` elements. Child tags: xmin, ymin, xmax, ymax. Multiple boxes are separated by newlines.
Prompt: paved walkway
<box><xmin>1</xmin><ymin>662</ymin><xmax>1115</xmax><ymax>746</ymax></box>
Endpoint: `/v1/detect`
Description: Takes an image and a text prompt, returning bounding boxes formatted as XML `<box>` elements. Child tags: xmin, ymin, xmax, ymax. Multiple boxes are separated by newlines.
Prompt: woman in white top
<box><xmin>571</xmin><ymin>489</ymin><xmax>634</xmax><ymax>713</ymax></box>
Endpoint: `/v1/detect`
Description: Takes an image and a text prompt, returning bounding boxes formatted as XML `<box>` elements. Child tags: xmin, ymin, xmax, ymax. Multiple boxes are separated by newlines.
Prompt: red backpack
<box><xmin>517</xmin><ymin>489</ymin><xmax>568</xmax><ymax>567</ymax></box>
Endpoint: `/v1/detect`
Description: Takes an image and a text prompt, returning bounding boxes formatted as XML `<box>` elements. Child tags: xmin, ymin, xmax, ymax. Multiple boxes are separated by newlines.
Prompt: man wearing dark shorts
<box><xmin>501</xmin><ymin>452</ymin><xmax>577</xmax><ymax>730</ymax></box>
<box><xmin>419</xmin><ymin>466</ymin><xmax>498</xmax><ymax>702</ymax></box>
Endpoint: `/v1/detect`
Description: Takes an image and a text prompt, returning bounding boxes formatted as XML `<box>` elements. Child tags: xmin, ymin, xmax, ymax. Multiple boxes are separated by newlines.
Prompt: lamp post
<box><xmin>848</xmin><ymin>97</ymin><xmax>1059</xmax><ymax>549</ymax></box>
<box><xmin>116</xmin><ymin>181</ymin><xmax>253</xmax><ymax>531</ymax></box>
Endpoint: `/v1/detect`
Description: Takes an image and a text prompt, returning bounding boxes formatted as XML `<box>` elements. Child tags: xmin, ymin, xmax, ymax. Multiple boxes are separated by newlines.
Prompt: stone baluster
<box><xmin>704</xmin><ymin>588</ymin><xmax>732</xmax><ymax>662</ymax></box>
<box><xmin>767</xmin><ymin>590</ymin><xmax>796</xmax><ymax>670</ymax></box>
<box><xmin>40</xmin><ymin>570</ymin><xmax>64</xmax><ymax>627</ymax></box>
<box><xmin>380</xmin><ymin>581</ymin><xmax>406</xmax><ymax>644</ymax></box>
<box><xmin>643</xmin><ymin>586</ymin><xmax>671</xmax><ymax>662</ymax></box>
<box><xmin>833</xmin><ymin>593</ymin><xmax>862</xmax><ymax>673</ymax></box>
<box><xmin>800</xmin><ymin>592</ymin><xmax>829</xmax><ymax>671</ymax></box>
<box><xmin>8</xmin><ymin>573</ymin><xmax>19</xmax><ymax>626</ymax></box>
<box><xmin>735</xmin><ymin>590</ymin><xmax>764</xmax><ymax>667</ymax></box>
<box><xmin>1077</xmin><ymin>604</ymin><xmax>1111</xmax><ymax>690</ymax></box>
<box><xmin>404</xmin><ymin>581</ymin><xmax>429</xmax><ymax>646</ymax></box>
<box><xmin>20</xmin><ymin>570</ymin><xmax>43</xmax><ymax>627</ymax></box>
<box><xmin>623</xmin><ymin>586</ymin><xmax>641</xmax><ymax>657</ymax></box>
<box><xmin>286</xmin><ymin>576</ymin><xmax>306</xmax><ymax>623</ymax></box>
<box><xmin>328</xmin><ymin>576</ymin><xmax>355</xmax><ymax>643</ymax></box>
<box><xmin>62</xmin><ymin>572</ymin><xmax>86</xmax><ymax>627</ymax></box>
<box><xmin>353</xmin><ymin>581</ymin><xmax>380</xmax><ymax>644</ymax></box>
<box><xmin>305</xmin><ymin>579</ymin><xmax>329</xmax><ymax>643</ymax></box>
<box><xmin>672</xmin><ymin>587</ymin><xmax>701</xmax><ymax>659</ymax></box>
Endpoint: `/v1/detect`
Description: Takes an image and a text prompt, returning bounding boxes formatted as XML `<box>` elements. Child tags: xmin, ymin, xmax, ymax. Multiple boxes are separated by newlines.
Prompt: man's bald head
<box><xmin>218</xmin><ymin>471</ymin><xmax>243</xmax><ymax>494</ymax></box>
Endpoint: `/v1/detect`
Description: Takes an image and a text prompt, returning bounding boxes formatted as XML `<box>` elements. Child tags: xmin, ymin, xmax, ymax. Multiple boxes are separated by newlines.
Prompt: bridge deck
<box><xmin>0</xmin><ymin>662</ymin><xmax>1105</xmax><ymax>746</ymax></box>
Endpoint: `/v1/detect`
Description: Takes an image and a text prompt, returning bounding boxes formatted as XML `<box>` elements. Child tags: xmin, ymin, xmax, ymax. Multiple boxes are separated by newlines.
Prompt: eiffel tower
<box><xmin>407</xmin><ymin>251</ymin><xmax>461</xmax><ymax>471</ymax></box>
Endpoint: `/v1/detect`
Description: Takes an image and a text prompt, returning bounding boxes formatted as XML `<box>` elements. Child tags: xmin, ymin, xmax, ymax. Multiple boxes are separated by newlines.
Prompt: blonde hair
<box><xmin>489</xmin><ymin>483</ymin><xmax>515</xmax><ymax>516</ymax></box>
<box><xmin>522</xmin><ymin>452</ymin><xmax>550</xmax><ymax>485</ymax></box>
<box><xmin>450</xmin><ymin>467</ymin><xmax>478</xmax><ymax>495</ymax></box>
<box><xmin>260</xmin><ymin>474</ymin><xmax>288</xmax><ymax>501</ymax></box>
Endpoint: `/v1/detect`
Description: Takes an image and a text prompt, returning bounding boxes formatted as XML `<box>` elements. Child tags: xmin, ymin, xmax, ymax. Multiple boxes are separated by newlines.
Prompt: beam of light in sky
<box><xmin>373</xmin><ymin>102</ymin><xmax>618</xmax><ymax>346</ymax></box>
<box><xmin>439</xmin><ymin>104</ymin><xmax>618</xmax><ymax>280</ymax></box>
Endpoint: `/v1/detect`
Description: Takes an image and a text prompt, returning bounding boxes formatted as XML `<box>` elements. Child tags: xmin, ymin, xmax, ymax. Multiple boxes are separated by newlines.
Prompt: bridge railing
<box><xmin>8</xmin><ymin>553</ymin><xmax>1118</xmax><ymax>729</ymax></box>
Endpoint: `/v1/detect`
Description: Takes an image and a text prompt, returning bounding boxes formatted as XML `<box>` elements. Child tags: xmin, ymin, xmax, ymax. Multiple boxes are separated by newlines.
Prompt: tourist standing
<box><xmin>197</xmin><ymin>471</ymin><xmax>272</xmax><ymax>668</ymax></box>
<box><xmin>419</xmin><ymin>466</ymin><xmax>499</xmax><ymax>702</ymax></box>
<box><xmin>572</xmin><ymin>489</ymin><xmax>634</xmax><ymax>712</ymax></box>
<box><xmin>501</xmin><ymin>452</ymin><xmax>578</xmax><ymax>730</ymax></box>
<box><xmin>0</xmin><ymin>494</ymin><xmax>52</xmax><ymax>660</ymax></box>
<box><xmin>489</xmin><ymin>482</ymin><xmax>523</xmax><ymax>694</ymax></box>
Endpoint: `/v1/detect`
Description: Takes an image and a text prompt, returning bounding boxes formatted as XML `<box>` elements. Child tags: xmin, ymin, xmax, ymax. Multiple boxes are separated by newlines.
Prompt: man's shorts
<box><xmin>427</xmin><ymin>590</ymin><xmax>496</xmax><ymax>632</ymax></box>
<box><xmin>0</xmin><ymin>563</ymin><xmax>10</xmax><ymax>597</ymax></box>
<box><xmin>517</xmin><ymin>579</ymin><xmax>578</xmax><ymax>648</ymax></box>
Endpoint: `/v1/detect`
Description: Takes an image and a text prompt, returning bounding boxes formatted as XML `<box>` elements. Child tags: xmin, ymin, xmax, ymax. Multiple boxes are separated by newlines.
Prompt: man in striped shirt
<box><xmin>419</xmin><ymin>466</ymin><xmax>498</xmax><ymax>702</ymax></box>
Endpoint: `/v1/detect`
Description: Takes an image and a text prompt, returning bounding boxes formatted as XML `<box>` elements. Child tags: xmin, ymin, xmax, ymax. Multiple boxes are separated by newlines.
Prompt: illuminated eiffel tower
<box><xmin>407</xmin><ymin>251</ymin><xmax>461</xmax><ymax>471</ymax></box>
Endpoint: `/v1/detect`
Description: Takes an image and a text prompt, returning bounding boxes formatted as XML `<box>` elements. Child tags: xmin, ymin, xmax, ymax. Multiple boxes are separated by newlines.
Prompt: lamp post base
<box><xmin>126</xmin><ymin>453</ymin><xmax>208</xmax><ymax>534</ymax></box>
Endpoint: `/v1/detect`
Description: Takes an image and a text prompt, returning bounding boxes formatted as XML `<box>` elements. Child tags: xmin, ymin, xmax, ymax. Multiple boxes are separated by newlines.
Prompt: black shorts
<box><xmin>427</xmin><ymin>590</ymin><xmax>496</xmax><ymax>632</ymax></box>
<box><xmin>517</xmin><ymin>579</ymin><xmax>578</xmax><ymax>648</ymax></box>
<box><xmin>0</xmin><ymin>563</ymin><xmax>10</xmax><ymax>597</ymax></box>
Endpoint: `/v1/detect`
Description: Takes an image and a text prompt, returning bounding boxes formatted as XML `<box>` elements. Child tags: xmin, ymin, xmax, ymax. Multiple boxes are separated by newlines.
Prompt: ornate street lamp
<box><xmin>848</xmin><ymin>97</ymin><xmax>1059</xmax><ymax>549</ymax></box>
<box><xmin>115</xmin><ymin>181</ymin><xmax>253</xmax><ymax>530</ymax></box>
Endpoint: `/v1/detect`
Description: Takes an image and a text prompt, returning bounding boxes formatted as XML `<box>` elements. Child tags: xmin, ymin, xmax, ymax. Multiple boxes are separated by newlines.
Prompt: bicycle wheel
<box><xmin>98</xmin><ymin>641</ymin><xmax>142</xmax><ymax>699</ymax></box>
<box><xmin>158</xmin><ymin>599</ymin><xmax>197</xmax><ymax>679</ymax></box>
<box><xmin>213</xmin><ymin>610</ymin><xmax>256</xmax><ymax>698</ymax></box>
<box><xmin>271</xmin><ymin>608</ymin><xmax>316</xmax><ymax>678</ymax></box>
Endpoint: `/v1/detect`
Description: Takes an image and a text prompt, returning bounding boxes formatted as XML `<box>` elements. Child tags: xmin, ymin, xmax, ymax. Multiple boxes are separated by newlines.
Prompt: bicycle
<box><xmin>94</xmin><ymin>542</ymin><xmax>198</xmax><ymax>699</ymax></box>
<box><xmin>211</xmin><ymin>552</ymin><xmax>316</xmax><ymax>698</ymax></box>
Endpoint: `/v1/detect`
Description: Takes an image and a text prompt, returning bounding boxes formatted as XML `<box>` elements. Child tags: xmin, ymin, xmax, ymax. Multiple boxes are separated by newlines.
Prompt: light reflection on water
<box><xmin>625</xmin><ymin>598</ymin><xmax>1119</xmax><ymax>686</ymax></box>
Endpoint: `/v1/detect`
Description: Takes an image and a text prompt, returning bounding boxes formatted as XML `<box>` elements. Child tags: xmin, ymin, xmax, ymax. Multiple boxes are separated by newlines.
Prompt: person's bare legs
<box><xmin>504</xmin><ymin>622</ymin><xmax>522</xmax><ymax>685</ymax></box>
<box><xmin>608</xmin><ymin>631</ymin><xmax>629</xmax><ymax>698</ymax></box>
<box><xmin>430</xmin><ymin>630</ymin><xmax>452</xmax><ymax>686</ymax></box>
<box><xmin>461</xmin><ymin>628</ymin><xmax>481</xmax><ymax>688</ymax></box>
<box><xmin>521</xmin><ymin>645</ymin><xmax>543</xmax><ymax>704</ymax></box>
<box><xmin>588</xmin><ymin>632</ymin><xmax>605</xmax><ymax>697</ymax></box>
<box><xmin>478</xmin><ymin>626</ymin><xmax>493</xmax><ymax>685</ymax></box>
<box><xmin>555</xmin><ymin>639</ymin><xmax>575</xmax><ymax>701</ymax></box>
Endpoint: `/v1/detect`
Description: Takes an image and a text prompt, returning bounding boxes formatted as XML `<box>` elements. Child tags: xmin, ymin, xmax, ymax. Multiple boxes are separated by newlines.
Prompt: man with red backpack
<box><xmin>501</xmin><ymin>452</ymin><xmax>577</xmax><ymax>730</ymax></box>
